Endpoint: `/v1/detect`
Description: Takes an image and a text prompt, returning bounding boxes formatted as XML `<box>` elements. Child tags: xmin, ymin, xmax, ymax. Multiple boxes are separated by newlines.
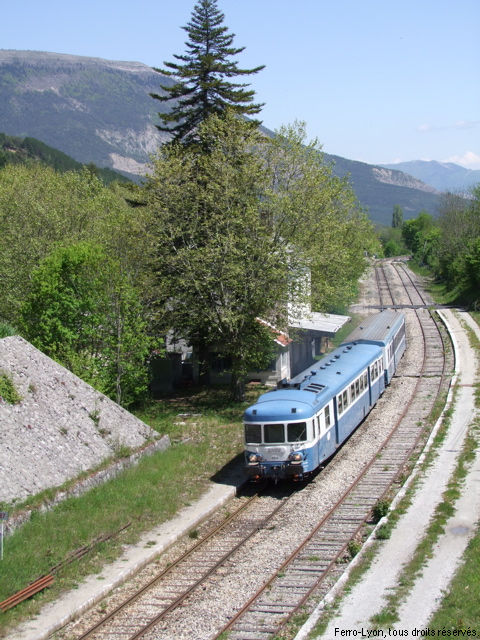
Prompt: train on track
<box><xmin>244</xmin><ymin>310</ymin><xmax>406</xmax><ymax>481</ymax></box>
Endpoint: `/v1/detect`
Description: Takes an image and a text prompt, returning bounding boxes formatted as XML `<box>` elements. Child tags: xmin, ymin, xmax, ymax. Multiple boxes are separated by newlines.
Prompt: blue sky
<box><xmin>3</xmin><ymin>0</ymin><xmax>479</xmax><ymax>168</ymax></box>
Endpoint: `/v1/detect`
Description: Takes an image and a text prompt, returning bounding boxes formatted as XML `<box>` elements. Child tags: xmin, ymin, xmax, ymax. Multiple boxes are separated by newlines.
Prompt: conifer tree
<box><xmin>151</xmin><ymin>0</ymin><xmax>265</xmax><ymax>144</ymax></box>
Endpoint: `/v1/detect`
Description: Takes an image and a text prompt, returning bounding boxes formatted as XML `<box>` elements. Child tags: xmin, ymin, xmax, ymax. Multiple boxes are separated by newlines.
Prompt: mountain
<box><xmin>0</xmin><ymin>50</ymin><xmax>170</xmax><ymax>176</ymax></box>
<box><xmin>0</xmin><ymin>50</ymin><xmax>440</xmax><ymax>224</ymax></box>
<box><xmin>326</xmin><ymin>154</ymin><xmax>440</xmax><ymax>225</ymax></box>
<box><xmin>381</xmin><ymin>160</ymin><xmax>480</xmax><ymax>193</ymax></box>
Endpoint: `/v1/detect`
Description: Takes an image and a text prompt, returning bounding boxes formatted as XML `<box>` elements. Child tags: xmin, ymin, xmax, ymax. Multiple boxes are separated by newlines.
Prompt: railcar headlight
<box><xmin>288</xmin><ymin>452</ymin><xmax>303</xmax><ymax>463</ymax></box>
<box><xmin>248</xmin><ymin>453</ymin><xmax>260</xmax><ymax>463</ymax></box>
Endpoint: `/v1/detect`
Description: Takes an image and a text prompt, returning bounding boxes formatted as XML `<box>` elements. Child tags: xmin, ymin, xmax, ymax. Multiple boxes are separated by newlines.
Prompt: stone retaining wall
<box><xmin>0</xmin><ymin>336</ymin><xmax>169</xmax><ymax>508</ymax></box>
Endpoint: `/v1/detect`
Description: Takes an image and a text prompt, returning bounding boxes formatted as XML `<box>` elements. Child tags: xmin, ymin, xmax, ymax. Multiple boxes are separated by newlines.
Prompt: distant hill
<box><xmin>0</xmin><ymin>50</ymin><xmax>441</xmax><ymax>224</ymax></box>
<box><xmin>0</xmin><ymin>132</ymin><xmax>129</xmax><ymax>184</ymax></box>
<box><xmin>326</xmin><ymin>154</ymin><xmax>440</xmax><ymax>226</ymax></box>
<box><xmin>381</xmin><ymin>160</ymin><xmax>480</xmax><ymax>193</ymax></box>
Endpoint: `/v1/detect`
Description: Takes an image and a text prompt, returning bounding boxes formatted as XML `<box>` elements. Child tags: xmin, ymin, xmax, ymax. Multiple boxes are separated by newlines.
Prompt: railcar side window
<box><xmin>355</xmin><ymin>379</ymin><xmax>360</xmax><ymax>395</ymax></box>
<box><xmin>363</xmin><ymin>372</ymin><xmax>368</xmax><ymax>388</ymax></box>
<box><xmin>287</xmin><ymin>422</ymin><xmax>307</xmax><ymax>442</ymax></box>
<box><xmin>338</xmin><ymin>394</ymin><xmax>343</xmax><ymax>414</ymax></box>
<box><xmin>264</xmin><ymin>423</ymin><xmax>285</xmax><ymax>443</ymax></box>
<box><xmin>350</xmin><ymin>383</ymin><xmax>356</xmax><ymax>400</ymax></box>
<box><xmin>325</xmin><ymin>405</ymin><xmax>331</xmax><ymax>427</ymax></box>
<box><xmin>245</xmin><ymin>424</ymin><xmax>261</xmax><ymax>444</ymax></box>
<box><xmin>342</xmin><ymin>390</ymin><xmax>348</xmax><ymax>409</ymax></box>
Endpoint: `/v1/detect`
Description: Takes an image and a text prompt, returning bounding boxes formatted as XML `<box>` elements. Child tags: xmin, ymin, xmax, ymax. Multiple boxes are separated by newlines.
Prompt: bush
<box><xmin>372</xmin><ymin>499</ymin><xmax>390</xmax><ymax>523</ymax></box>
<box><xmin>0</xmin><ymin>372</ymin><xmax>22</xmax><ymax>404</ymax></box>
<box><xmin>0</xmin><ymin>321</ymin><xmax>17</xmax><ymax>338</ymax></box>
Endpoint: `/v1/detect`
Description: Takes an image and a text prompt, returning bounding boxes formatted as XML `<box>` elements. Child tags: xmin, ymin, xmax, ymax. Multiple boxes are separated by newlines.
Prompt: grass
<box><xmin>428</xmin><ymin>530</ymin><xmax>480</xmax><ymax>630</ymax></box>
<box><xmin>0</xmin><ymin>384</ymin><xmax>260</xmax><ymax>637</ymax></box>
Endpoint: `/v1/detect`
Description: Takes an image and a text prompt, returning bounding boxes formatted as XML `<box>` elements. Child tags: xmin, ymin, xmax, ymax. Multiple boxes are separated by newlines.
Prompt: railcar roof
<box><xmin>343</xmin><ymin>310</ymin><xmax>404</xmax><ymax>346</ymax></box>
<box><xmin>244</xmin><ymin>340</ymin><xmax>381</xmax><ymax>422</ymax></box>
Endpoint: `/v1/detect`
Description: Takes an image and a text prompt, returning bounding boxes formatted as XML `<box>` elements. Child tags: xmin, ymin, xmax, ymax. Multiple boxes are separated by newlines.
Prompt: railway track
<box><xmin>67</xmin><ymin>488</ymin><xmax>292</xmax><ymax>640</ymax></box>
<box><xmin>59</xmin><ymin>261</ymin><xmax>453</xmax><ymax>640</ymax></box>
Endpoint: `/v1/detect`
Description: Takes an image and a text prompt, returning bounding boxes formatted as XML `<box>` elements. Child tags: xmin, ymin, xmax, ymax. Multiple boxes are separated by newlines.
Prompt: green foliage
<box><xmin>372</xmin><ymin>499</ymin><xmax>390</xmax><ymax>523</ymax></box>
<box><xmin>375</xmin><ymin>523</ymin><xmax>392</xmax><ymax>540</ymax></box>
<box><xmin>0</xmin><ymin>321</ymin><xmax>17</xmax><ymax>338</ymax></box>
<box><xmin>392</xmin><ymin>204</ymin><xmax>403</xmax><ymax>228</ymax></box>
<box><xmin>0</xmin><ymin>164</ymin><xmax>153</xmax><ymax>325</ymax></box>
<box><xmin>347</xmin><ymin>539</ymin><xmax>362</xmax><ymax>558</ymax></box>
<box><xmin>263</xmin><ymin>121</ymin><xmax>378</xmax><ymax>312</ymax></box>
<box><xmin>148</xmin><ymin>112</ymin><xmax>286</xmax><ymax>399</ymax></box>
<box><xmin>434</xmin><ymin>186</ymin><xmax>480</xmax><ymax>305</ymax></box>
<box><xmin>402</xmin><ymin>210</ymin><xmax>440</xmax><ymax>266</ymax></box>
<box><xmin>409</xmin><ymin>185</ymin><xmax>480</xmax><ymax>306</ymax></box>
<box><xmin>377</xmin><ymin>225</ymin><xmax>407</xmax><ymax>258</ymax></box>
<box><xmin>147</xmin><ymin>113</ymin><xmax>377</xmax><ymax>399</ymax></box>
<box><xmin>151</xmin><ymin>0</ymin><xmax>264</xmax><ymax>144</ymax></box>
<box><xmin>20</xmin><ymin>242</ymin><xmax>154</xmax><ymax>407</ymax></box>
<box><xmin>0</xmin><ymin>371</ymin><xmax>22</xmax><ymax>404</ymax></box>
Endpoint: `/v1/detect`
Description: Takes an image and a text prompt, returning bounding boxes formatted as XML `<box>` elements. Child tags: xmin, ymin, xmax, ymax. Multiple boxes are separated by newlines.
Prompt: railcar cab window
<box><xmin>325</xmin><ymin>405</ymin><xmax>331</xmax><ymax>427</ymax></box>
<box><xmin>245</xmin><ymin>423</ymin><xmax>261</xmax><ymax>444</ymax></box>
<box><xmin>264</xmin><ymin>423</ymin><xmax>284</xmax><ymax>443</ymax></box>
<box><xmin>370</xmin><ymin>357</ymin><xmax>383</xmax><ymax>381</ymax></box>
<box><xmin>288</xmin><ymin>422</ymin><xmax>307</xmax><ymax>442</ymax></box>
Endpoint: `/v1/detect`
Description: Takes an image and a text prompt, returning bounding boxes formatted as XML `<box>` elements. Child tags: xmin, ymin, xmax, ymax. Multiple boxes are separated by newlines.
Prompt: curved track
<box><xmin>59</xmin><ymin>261</ymin><xmax>453</xmax><ymax>640</ymax></box>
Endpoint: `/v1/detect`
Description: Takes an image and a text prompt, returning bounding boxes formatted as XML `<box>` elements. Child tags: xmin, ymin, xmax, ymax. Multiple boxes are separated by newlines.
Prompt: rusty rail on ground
<box><xmin>0</xmin><ymin>574</ymin><xmax>54</xmax><ymax>612</ymax></box>
<box><xmin>0</xmin><ymin>522</ymin><xmax>132</xmax><ymax>613</ymax></box>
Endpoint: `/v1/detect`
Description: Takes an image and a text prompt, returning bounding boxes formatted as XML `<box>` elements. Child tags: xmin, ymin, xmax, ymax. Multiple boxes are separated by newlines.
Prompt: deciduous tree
<box><xmin>392</xmin><ymin>204</ymin><xmax>403</xmax><ymax>228</ymax></box>
<box><xmin>147</xmin><ymin>113</ymin><xmax>376</xmax><ymax>399</ymax></box>
<box><xmin>20</xmin><ymin>242</ymin><xmax>153</xmax><ymax>407</ymax></box>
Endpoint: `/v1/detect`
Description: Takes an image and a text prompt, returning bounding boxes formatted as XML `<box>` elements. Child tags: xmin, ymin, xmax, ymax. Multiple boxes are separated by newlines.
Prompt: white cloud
<box><xmin>444</xmin><ymin>151</ymin><xmax>480</xmax><ymax>170</ymax></box>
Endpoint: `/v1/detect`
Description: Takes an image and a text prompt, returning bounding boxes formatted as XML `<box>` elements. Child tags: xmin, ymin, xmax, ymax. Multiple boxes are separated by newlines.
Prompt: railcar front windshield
<box><xmin>264</xmin><ymin>423</ymin><xmax>284</xmax><ymax>443</ymax></box>
<box><xmin>244</xmin><ymin>421</ymin><xmax>308</xmax><ymax>444</ymax></box>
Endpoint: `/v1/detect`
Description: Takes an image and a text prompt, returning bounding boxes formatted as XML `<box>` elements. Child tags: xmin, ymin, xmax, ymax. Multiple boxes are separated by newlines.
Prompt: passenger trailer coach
<box><xmin>244</xmin><ymin>310</ymin><xmax>406</xmax><ymax>481</ymax></box>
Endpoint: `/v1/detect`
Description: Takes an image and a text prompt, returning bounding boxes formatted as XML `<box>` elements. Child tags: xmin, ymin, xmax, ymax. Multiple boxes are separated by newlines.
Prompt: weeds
<box><xmin>0</xmin><ymin>371</ymin><xmax>22</xmax><ymax>404</ymax></box>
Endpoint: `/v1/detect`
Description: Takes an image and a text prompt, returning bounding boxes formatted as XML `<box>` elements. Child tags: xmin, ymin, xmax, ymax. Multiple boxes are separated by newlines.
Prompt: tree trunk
<box><xmin>230</xmin><ymin>363</ymin><xmax>246</xmax><ymax>402</ymax></box>
<box><xmin>196</xmin><ymin>339</ymin><xmax>211</xmax><ymax>386</ymax></box>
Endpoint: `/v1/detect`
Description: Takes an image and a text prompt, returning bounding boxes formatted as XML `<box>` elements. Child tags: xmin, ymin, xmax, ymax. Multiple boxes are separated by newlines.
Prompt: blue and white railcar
<box><xmin>244</xmin><ymin>311</ymin><xmax>406</xmax><ymax>481</ymax></box>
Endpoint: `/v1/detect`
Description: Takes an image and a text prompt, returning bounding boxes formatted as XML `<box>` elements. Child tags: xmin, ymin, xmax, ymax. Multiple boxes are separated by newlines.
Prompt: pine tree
<box><xmin>151</xmin><ymin>0</ymin><xmax>265</xmax><ymax>144</ymax></box>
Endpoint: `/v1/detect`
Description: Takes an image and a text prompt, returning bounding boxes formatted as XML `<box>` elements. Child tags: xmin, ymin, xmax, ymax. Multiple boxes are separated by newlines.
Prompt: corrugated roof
<box><xmin>289</xmin><ymin>311</ymin><xmax>350</xmax><ymax>336</ymax></box>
